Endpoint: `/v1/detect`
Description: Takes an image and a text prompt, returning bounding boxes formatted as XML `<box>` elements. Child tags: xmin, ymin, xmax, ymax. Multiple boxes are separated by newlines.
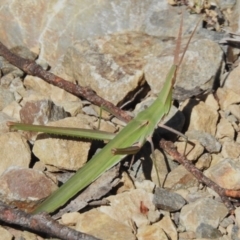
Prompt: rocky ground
<box><xmin>0</xmin><ymin>0</ymin><xmax>240</xmax><ymax>239</ymax></box>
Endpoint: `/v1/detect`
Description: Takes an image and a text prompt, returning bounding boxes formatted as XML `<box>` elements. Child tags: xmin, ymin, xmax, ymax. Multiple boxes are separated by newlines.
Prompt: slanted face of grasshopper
<box><xmin>8</xmin><ymin>14</ymin><xmax>199</xmax><ymax>214</ymax></box>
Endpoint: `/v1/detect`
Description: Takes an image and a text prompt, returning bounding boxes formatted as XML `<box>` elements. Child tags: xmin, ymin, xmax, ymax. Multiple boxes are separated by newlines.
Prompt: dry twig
<box><xmin>0</xmin><ymin>201</ymin><xmax>100</xmax><ymax>240</ymax></box>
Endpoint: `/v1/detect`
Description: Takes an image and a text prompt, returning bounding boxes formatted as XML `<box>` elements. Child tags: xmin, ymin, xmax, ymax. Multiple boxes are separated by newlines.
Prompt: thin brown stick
<box><xmin>159</xmin><ymin>139</ymin><xmax>236</xmax><ymax>213</ymax></box>
<box><xmin>0</xmin><ymin>201</ymin><xmax>100</xmax><ymax>240</ymax></box>
<box><xmin>0</xmin><ymin>41</ymin><xmax>132</xmax><ymax>123</ymax></box>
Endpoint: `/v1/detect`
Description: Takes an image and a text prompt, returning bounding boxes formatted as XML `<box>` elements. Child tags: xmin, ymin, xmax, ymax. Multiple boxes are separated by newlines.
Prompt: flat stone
<box><xmin>210</xmin><ymin>154</ymin><xmax>224</xmax><ymax>168</ymax></box>
<box><xmin>64</xmin><ymin>32</ymin><xmax>148</xmax><ymax>105</ymax></box>
<box><xmin>33</xmin><ymin>117</ymin><xmax>93</xmax><ymax>170</ymax></box>
<box><xmin>220</xmin><ymin>216</ymin><xmax>234</xmax><ymax>228</ymax></box>
<box><xmin>0</xmin><ymin>226</ymin><xmax>12</xmax><ymax>240</ymax></box>
<box><xmin>179</xmin><ymin>198</ymin><xmax>228</xmax><ymax>232</ymax></box>
<box><xmin>23</xmin><ymin>75</ymin><xmax>79</xmax><ymax>103</ymax></box>
<box><xmin>0</xmin><ymin>87</ymin><xmax>15</xmax><ymax>111</ymax></box>
<box><xmin>164</xmin><ymin>165</ymin><xmax>199</xmax><ymax>190</ymax></box>
<box><xmin>216</xmin><ymin>117</ymin><xmax>235</xmax><ymax>140</ymax></box>
<box><xmin>221</xmin><ymin>140</ymin><xmax>240</xmax><ymax>159</ymax></box>
<box><xmin>178</xmin><ymin>231</ymin><xmax>196</xmax><ymax>239</ymax></box>
<box><xmin>182</xmin><ymin>100</ymin><xmax>219</xmax><ymax>136</ymax></box>
<box><xmin>218</xmin><ymin>225</ymin><xmax>227</xmax><ymax>235</ymax></box>
<box><xmin>195</xmin><ymin>153</ymin><xmax>212</xmax><ymax>170</ymax></box>
<box><xmin>8</xmin><ymin>76</ymin><xmax>26</xmax><ymax>100</ymax></box>
<box><xmin>99</xmin><ymin>188</ymin><xmax>158</xmax><ymax>228</ymax></box>
<box><xmin>224</xmin><ymin>64</ymin><xmax>240</xmax><ymax>96</ymax></box>
<box><xmin>216</xmin><ymin>88</ymin><xmax>240</xmax><ymax>110</ymax></box>
<box><xmin>61</xmin><ymin>212</ymin><xmax>81</xmax><ymax>226</ymax></box>
<box><xmin>153</xmin><ymin>187</ymin><xmax>186</xmax><ymax>212</ymax></box>
<box><xmin>20</xmin><ymin>99</ymin><xmax>69</xmax><ymax>125</ymax></box>
<box><xmin>234</xmin><ymin>207</ymin><xmax>240</xmax><ymax>230</ymax></box>
<box><xmin>0</xmin><ymin>56</ymin><xmax>24</xmax><ymax>77</ymax></box>
<box><xmin>196</xmin><ymin>223</ymin><xmax>222</xmax><ymax>238</ymax></box>
<box><xmin>227</xmin><ymin>104</ymin><xmax>240</xmax><ymax>121</ymax></box>
<box><xmin>205</xmin><ymin>158</ymin><xmax>240</xmax><ymax>190</ymax></box>
<box><xmin>184</xmin><ymin>188</ymin><xmax>212</xmax><ymax>204</ymax></box>
<box><xmin>21</xmin><ymin>231</ymin><xmax>39</xmax><ymax>240</ymax></box>
<box><xmin>75</xmin><ymin>209</ymin><xmax>135</xmax><ymax>240</ymax></box>
<box><xmin>0</xmin><ymin>112</ymin><xmax>16</xmax><ymax>134</ymax></box>
<box><xmin>11</xmin><ymin>45</ymin><xmax>38</xmax><ymax>60</ymax></box>
<box><xmin>231</xmin><ymin>225</ymin><xmax>240</xmax><ymax>240</ymax></box>
<box><xmin>0</xmin><ymin>166</ymin><xmax>58</xmax><ymax>212</ymax></box>
<box><xmin>117</xmin><ymin>172</ymin><xmax>135</xmax><ymax>194</ymax></box>
<box><xmin>0</xmin><ymin>132</ymin><xmax>31</xmax><ymax>175</ymax></box>
<box><xmin>137</xmin><ymin>222</ymin><xmax>168</xmax><ymax>240</ymax></box>
<box><xmin>2</xmin><ymin>101</ymin><xmax>21</xmax><ymax>121</ymax></box>
<box><xmin>157</xmin><ymin>215</ymin><xmax>178</xmax><ymax>240</ymax></box>
<box><xmin>55</xmin><ymin>100</ymin><xmax>82</xmax><ymax>117</ymax></box>
<box><xmin>205</xmin><ymin>94</ymin><xmax>219</xmax><ymax>111</ymax></box>
<box><xmin>218</xmin><ymin>0</ymin><xmax>236</xmax><ymax>9</ymax></box>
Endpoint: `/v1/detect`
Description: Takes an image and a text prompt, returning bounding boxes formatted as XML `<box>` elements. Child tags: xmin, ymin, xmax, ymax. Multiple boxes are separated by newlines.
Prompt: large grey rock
<box><xmin>153</xmin><ymin>187</ymin><xmax>186</xmax><ymax>212</ymax></box>
<box><xmin>0</xmin><ymin>0</ymin><xmax>200</xmax><ymax>68</ymax></box>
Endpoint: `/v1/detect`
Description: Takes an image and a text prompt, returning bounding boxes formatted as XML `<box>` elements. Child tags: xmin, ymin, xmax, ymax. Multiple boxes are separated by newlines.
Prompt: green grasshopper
<box><xmin>8</xmin><ymin>15</ymin><xmax>199</xmax><ymax>214</ymax></box>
